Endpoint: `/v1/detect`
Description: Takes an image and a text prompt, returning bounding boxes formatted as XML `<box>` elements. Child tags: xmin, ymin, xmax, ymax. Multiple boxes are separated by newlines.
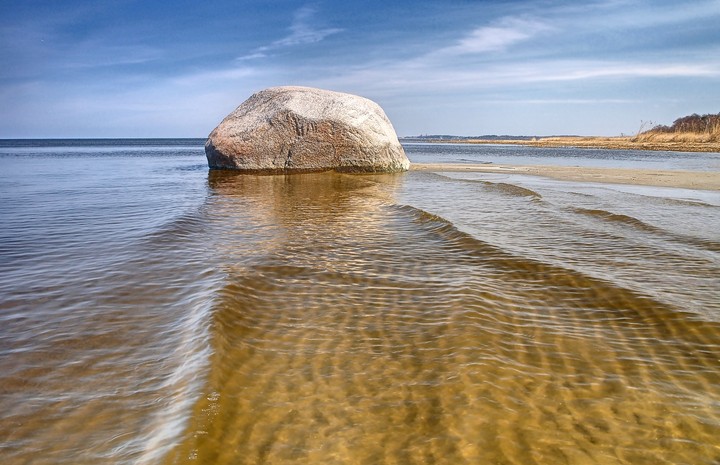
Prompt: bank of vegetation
<box><xmin>434</xmin><ymin>112</ymin><xmax>720</xmax><ymax>153</ymax></box>
<box><xmin>635</xmin><ymin>113</ymin><xmax>720</xmax><ymax>143</ymax></box>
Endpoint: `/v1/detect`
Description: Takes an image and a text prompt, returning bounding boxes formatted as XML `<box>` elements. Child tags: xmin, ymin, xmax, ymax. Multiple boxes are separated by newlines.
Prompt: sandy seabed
<box><xmin>411</xmin><ymin>163</ymin><xmax>720</xmax><ymax>191</ymax></box>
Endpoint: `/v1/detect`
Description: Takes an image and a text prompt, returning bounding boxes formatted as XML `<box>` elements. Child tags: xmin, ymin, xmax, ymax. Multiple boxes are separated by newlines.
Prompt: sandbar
<box><xmin>411</xmin><ymin>163</ymin><xmax>720</xmax><ymax>191</ymax></box>
<box><xmin>423</xmin><ymin>137</ymin><xmax>720</xmax><ymax>153</ymax></box>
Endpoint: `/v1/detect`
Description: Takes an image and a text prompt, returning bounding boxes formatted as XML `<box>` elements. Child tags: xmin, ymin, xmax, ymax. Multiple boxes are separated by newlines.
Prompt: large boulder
<box><xmin>205</xmin><ymin>86</ymin><xmax>409</xmax><ymax>173</ymax></box>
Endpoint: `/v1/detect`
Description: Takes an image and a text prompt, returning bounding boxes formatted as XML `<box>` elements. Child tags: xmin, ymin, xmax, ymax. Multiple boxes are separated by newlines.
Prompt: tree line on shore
<box><xmin>637</xmin><ymin>112</ymin><xmax>719</xmax><ymax>143</ymax></box>
<box><xmin>648</xmin><ymin>113</ymin><xmax>720</xmax><ymax>135</ymax></box>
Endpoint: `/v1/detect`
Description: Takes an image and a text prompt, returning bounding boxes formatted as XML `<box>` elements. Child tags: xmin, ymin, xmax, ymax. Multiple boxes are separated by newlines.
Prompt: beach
<box><xmin>412</xmin><ymin>163</ymin><xmax>720</xmax><ymax>190</ymax></box>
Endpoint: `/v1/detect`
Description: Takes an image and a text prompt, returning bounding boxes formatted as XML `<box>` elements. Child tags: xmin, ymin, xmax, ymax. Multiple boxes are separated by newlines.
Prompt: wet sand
<box><xmin>411</xmin><ymin>163</ymin><xmax>720</xmax><ymax>191</ymax></box>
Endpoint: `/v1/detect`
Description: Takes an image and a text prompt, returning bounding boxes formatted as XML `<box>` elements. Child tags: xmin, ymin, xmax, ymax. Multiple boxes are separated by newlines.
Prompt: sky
<box><xmin>1</xmin><ymin>0</ymin><xmax>719</xmax><ymax>138</ymax></box>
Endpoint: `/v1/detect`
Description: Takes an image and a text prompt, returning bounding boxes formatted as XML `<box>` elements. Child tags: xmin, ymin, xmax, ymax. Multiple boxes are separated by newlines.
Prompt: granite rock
<box><xmin>205</xmin><ymin>86</ymin><xmax>409</xmax><ymax>173</ymax></box>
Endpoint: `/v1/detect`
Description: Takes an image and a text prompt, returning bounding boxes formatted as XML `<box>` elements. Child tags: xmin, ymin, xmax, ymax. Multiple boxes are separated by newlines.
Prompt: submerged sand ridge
<box><xmin>411</xmin><ymin>163</ymin><xmax>720</xmax><ymax>191</ymax></box>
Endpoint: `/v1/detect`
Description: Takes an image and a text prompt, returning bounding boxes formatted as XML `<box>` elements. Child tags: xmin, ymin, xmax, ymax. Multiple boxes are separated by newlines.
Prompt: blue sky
<box><xmin>1</xmin><ymin>0</ymin><xmax>719</xmax><ymax>137</ymax></box>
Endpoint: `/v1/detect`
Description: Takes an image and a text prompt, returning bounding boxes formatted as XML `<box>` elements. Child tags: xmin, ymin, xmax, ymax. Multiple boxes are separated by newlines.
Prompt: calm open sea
<box><xmin>1</xmin><ymin>139</ymin><xmax>719</xmax><ymax>465</ymax></box>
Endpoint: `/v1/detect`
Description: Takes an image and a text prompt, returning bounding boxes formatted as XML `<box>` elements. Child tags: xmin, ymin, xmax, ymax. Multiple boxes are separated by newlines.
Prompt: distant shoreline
<box><xmin>407</xmin><ymin>136</ymin><xmax>720</xmax><ymax>153</ymax></box>
<box><xmin>411</xmin><ymin>163</ymin><xmax>720</xmax><ymax>191</ymax></box>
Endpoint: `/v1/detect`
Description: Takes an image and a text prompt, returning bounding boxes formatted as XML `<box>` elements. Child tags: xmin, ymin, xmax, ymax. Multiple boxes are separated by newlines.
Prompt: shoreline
<box><xmin>415</xmin><ymin>137</ymin><xmax>720</xmax><ymax>153</ymax></box>
<box><xmin>410</xmin><ymin>163</ymin><xmax>720</xmax><ymax>191</ymax></box>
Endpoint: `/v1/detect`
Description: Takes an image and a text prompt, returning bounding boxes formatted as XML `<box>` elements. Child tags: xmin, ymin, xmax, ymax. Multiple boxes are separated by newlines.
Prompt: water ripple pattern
<box><xmin>1</xmin><ymin>141</ymin><xmax>719</xmax><ymax>465</ymax></box>
<box><xmin>165</xmin><ymin>171</ymin><xmax>720</xmax><ymax>465</ymax></box>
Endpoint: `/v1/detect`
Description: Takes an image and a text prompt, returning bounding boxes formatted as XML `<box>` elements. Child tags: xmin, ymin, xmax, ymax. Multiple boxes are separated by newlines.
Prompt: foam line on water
<box><xmin>133</xmin><ymin>298</ymin><xmax>213</xmax><ymax>465</ymax></box>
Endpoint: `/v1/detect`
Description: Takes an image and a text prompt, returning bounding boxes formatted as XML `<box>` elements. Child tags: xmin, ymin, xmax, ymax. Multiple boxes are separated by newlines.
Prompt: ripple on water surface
<box><xmin>2</xmin><ymin>146</ymin><xmax>719</xmax><ymax>464</ymax></box>
<box><xmin>162</xmin><ymin>172</ymin><xmax>720</xmax><ymax>465</ymax></box>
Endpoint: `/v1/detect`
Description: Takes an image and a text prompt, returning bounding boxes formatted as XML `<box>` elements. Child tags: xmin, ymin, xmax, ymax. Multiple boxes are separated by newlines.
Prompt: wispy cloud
<box><xmin>170</xmin><ymin>67</ymin><xmax>259</xmax><ymax>87</ymax></box>
<box><xmin>487</xmin><ymin>98</ymin><xmax>640</xmax><ymax>105</ymax></box>
<box><xmin>62</xmin><ymin>43</ymin><xmax>163</xmax><ymax>69</ymax></box>
<box><xmin>302</xmin><ymin>0</ymin><xmax>720</xmax><ymax>98</ymax></box>
<box><xmin>238</xmin><ymin>4</ymin><xmax>342</xmax><ymax>60</ymax></box>
<box><xmin>433</xmin><ymin>17</ymin><xmax>551</xmax><ymax>56</ymax></box>
<box><xmin>306</xmin><ymin>57</ymin><xmax>720</xmax><ymax>99</ymax></box>
<box><xmin>270</xmin><ymin>4</ymin><xmax>343</xmax><ymax>48</ymax></box>
<box><xmin>524</xmin><ymin>61</ymin><xmax>720</xmax><ymax>82</ymax></box>
<box><xmin>3</xmin><ymin>0</ymin><xmax>719</xmax><ymax>137</ymax></box>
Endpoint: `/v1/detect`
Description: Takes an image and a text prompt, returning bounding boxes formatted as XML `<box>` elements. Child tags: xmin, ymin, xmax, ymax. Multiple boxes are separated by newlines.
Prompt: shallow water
<box><xmin>405</xmin><ymin>142</ymin><xmax>720</xmax><ymax>171</ymax></box>
<box><xmin>1</xmin><ymin>140</ymin><xmax>719</xmax><ymax>464</ymax></box>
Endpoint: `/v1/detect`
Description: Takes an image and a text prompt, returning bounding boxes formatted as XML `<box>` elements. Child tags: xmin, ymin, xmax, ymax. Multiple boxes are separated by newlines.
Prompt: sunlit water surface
<box><xmin>1</xmin><ymin>140</ymin><xmax>719</xmax><ymax>465</ymax></box>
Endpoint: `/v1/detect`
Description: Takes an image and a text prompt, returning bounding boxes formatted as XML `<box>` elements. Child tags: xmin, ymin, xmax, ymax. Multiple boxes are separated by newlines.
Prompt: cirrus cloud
<box><xmin>238</xmin><ymin>4</ymin><xmax>343</xmax><ymax>61</ymax></box>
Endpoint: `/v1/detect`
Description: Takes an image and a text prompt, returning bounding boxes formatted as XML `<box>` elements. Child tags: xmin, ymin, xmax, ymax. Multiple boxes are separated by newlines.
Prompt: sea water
<box><xmin>1</xmin><ymin>140</ymin><xmax>719</xmax><ymax>464</ymax></box>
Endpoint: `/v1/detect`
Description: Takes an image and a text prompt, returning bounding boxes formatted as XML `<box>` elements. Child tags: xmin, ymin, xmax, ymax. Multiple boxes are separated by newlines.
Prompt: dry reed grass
<box><xmin>634</xmin><ymin>131</ymin><xmax>719</xmax><ymax>143</ymax></box>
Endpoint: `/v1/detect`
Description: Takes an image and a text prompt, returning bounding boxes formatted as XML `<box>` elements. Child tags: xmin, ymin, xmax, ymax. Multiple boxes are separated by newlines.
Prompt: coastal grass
<box><xmin>633</xmin><ymin>127</ymin><xmax>720</xmax><ymax>144</ymax></box>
